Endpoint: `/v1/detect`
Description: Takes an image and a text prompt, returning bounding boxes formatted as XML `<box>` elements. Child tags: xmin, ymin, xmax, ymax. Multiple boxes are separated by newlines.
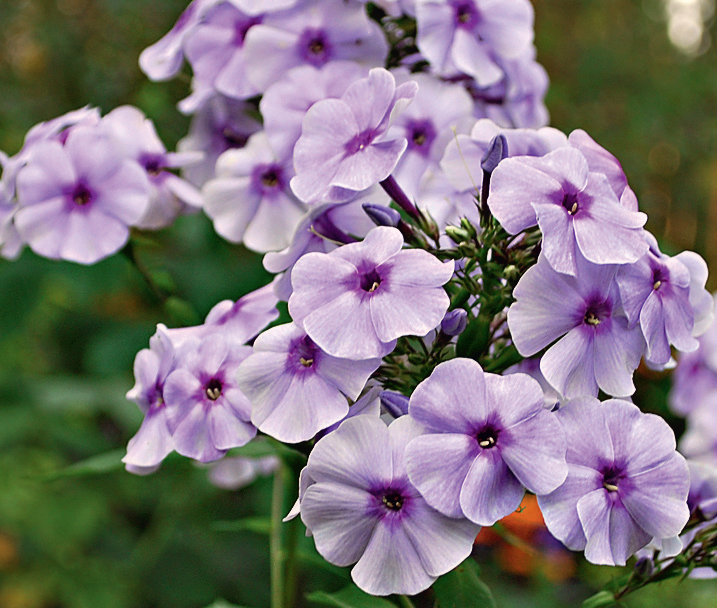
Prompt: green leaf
<box><xmin>211</xmin><ymin>517</ymin><xmax>272</xmax><ymax>535</ymax></box>
<box><xmin>582</xmin><ymin>590</ymin><xmax>617</xmax><ymax>608</ymax></box>
<box><xmin>455</xmin><ymin>316</ymin><xmax>491</xmax><ymax>361</ymax></box>
<box><xmin>34</xmin><ymin>449</ymin><xmax>125</xmax><ymax>481</ymax></box>
<box><xmin>306</xmin><ymin>584</ymin><xmax>397</xmax><ymax>607</ymax></box>
<box><xmin>433</xmin><ymin>558</ymin><xmax>496</xmax><ymax>608</ymax></box>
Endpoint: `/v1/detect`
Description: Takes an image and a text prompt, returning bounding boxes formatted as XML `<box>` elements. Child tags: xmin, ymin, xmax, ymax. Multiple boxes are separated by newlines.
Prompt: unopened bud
<box><xmin>380</xmin><ymin>390</ymin><xmax>410</xmax><ymax>418</ymax></box>
<box><xmin>363</xmin><ymin>203</ymin><xmax>401</xmax><ymax>228</ymax></box>
<box><xmin>460</xmin><ymin>217</ymin><xmax>478</xmax><ymax>239</ymax></box>
<box><xmin>480</xmin><ymin>134</ymin><xmax>508</xmax><ymax>175</ymax></box>
<box><xmin>633</xmin><ymin>556</ymin><xmax>654</xmax><ymax>580</ymax></box>
<box><xmin>445</xmin><ymin>225</ymin><xmax>470</xmax><ymax>244</ymax></box>
<box><xmin>441</xmin><ymin>309</ymin><xmax>468</xmax><ymax>336</ymax></box>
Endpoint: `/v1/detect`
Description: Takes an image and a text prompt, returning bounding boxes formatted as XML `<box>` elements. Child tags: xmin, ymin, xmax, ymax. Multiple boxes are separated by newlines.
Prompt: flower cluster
<box><xmin>3</xmin><ymin>0</ymin><xmax>715</xmax><ymax>602</ymax></box>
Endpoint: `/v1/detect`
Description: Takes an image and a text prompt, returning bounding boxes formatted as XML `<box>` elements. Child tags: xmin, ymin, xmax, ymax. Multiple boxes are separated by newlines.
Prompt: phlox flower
<box><xmin>507</xmin><ymin>254</ymin><xmax>645</xmax><ymax>398</ymax></box>
<box><xmin>243</xmin><ymin>0</ymin><xmax>387</xmax><ymax>93</ymax></box>
<box><xmin>235</xmin><ymin>323</ymin><xmax>380</xmax><ymax>443</ymax></box>
<box><xmin>405</xmin><ymin>358</ymin><xmax>567</xmax><ymax>526</ymax></box>
<box><xmin>14</xmin><ymin>125</ymin><xmax>150</xmax><ymax>264</ymax></box>
<box><xmin>299</xmin><ymin>415</ymin><xmax>480</xmax><ymax>596</ymax></box>
<box><xmin>163</xmin><ymin>333</ymin><xmax>256</xmax><ymax>462</ymax></box>
<box><xmin>616</xmin><ymin>234</ymin><xmax>712</xmax><ymax>367</ymax></box>
<box><xmin>124</xmin><ymin>326</ymin><xmax>178</xmax><ymax>475</ymax></box>
<box><xmin>202</xmin><ymin>131</ymin><xmax>307</xmax><ymax>253</ymax></box>
<box><xmin>290</xmin><ymin>68</ymin><xmax>418</xmax><ymax>204</ymax></box>
<box><xmin>289</xmin><ymin>226</ymin><xmax>454</xmax><ymax>360</ymax></box>
<box><xmin>538</xmin><ymin>397</ymin><xmax>690</xmax><ymax>566</ymax></box>
<box><xmin>416</xmin><ymin>0</ymin><xmax>534</xmax><ymax>86</ymax></box>
<box><xmin>488</xmin><ymin>146</ymin><xmax>648</xmax><ymax>276</ymax></box>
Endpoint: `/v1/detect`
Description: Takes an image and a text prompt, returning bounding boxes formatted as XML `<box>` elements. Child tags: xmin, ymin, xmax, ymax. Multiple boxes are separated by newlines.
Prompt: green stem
<box><xmin>270</xmin><ymin>464</ymin><xmax>287</xmax><ymax>608</ymax></box>
<box><xmin>121</xmin><ymin>239</ymin><xmax>168</xmax><ymax>303</ymax></box>
<box><xmin>396</xmin><ymin>595</ymin><xmax>416</xmax><ymax>608</ymax></box>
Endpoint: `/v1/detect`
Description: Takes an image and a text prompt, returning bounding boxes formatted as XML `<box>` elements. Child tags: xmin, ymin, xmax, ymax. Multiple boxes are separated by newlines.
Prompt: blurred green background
<box><xmin>0</xmin><ymin>1</ymin><xmax>715</xmax><ymax>607</ymax></box>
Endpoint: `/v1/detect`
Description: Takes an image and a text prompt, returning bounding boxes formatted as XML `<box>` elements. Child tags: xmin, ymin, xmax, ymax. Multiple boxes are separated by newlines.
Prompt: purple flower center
<box><xmin>360</xmin><ymin>268</ymin><xmax>382</xmax><ymax>293</ymax></box>
<box><xmin>141</xmin><ymin>153</ymin><xmax>166</xmax><ymax>176</ymax></box>
<box><xmin>652</xmin><ymin>267</ymin><xmax>665</xmax><ymax>291</ymax></box>
<box><xmin>252</xmin><ymin>163</ymin><xmax>285</xmax><ymax>196</ymax></box>
<box><xmin>453</xmin><ymin>0</ymin><xmax>480</xmax><ymax>30</ymax></box>
<box><xmin>382</xmin><ymin>491</ymin><xmax>404</xmax><ymax>511</ymax></box>
<box><xmin>298</xmin><ymin>28</ymin><xmax>332</xmax><ymax>66</ymax></box>
<box><xmin>233</xmin><ymin>16</ymin><xmax>262</xmax><ymax>47</ymax></box>
<box><xmin>476</xmin><ymin>424</ymin><xmax>500</xmax><ymax>449</ymax></box>
<box><xmin>582</xmin><ymin>297</ymin><xmax>612</xmax><ymax>327</ymax></box>
<box><xmin>205</xmin><ymin>377</ymin><xmax>223</xmax><ymax>401</ymax></box>
<box><xmin>289</xmin><ymin>335</ymin><xmax>320</xmax><ymax>372</ymax></box>
<box><xmin>345</xmin><ymin>129</ymin><xmax>375</xmax><ymax>155</ymax></box>
<box><xmin>562</xmin><ymin>192</ymin><xmax>580</xmax><ymax>215</ymax></box>
<box><xmin>71</xmin><ymin>182</ymin><xmax>94</xmax><ymax>207</ymax></box>
<box><xmin>221</xmin><ymin>126</ymin><xmax>249</xmax><ymax>149</ymax></box>
<box><xmin>406</xmin><ymin>119</ymin><xmax>437</xmax><ymax>156</ymax></box>
<box><xmin>601</xmin><ymin>466</ymin><xmax>624</xmax><ymax>493</ymax></box>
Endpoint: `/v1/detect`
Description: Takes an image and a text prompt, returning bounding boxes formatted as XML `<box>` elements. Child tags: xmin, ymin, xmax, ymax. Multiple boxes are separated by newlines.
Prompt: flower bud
<box><xmin>480</xmin><ymin>134</ymin><xmax>508</xmax><ymax>175</ymax></box>
<box><xmin>363</xmin><ymin>203</ymin><xmax>401</xmax><ymax>228</ymax></box>
<box><xmin>380</xmin><ymin>390</ymin><xmax>410</xmax><ymax>418</ymax></box>
<box><xmin>441</xmin><ymin>309</ymin><xmax>468</xmax><ymax>336</ymax></box>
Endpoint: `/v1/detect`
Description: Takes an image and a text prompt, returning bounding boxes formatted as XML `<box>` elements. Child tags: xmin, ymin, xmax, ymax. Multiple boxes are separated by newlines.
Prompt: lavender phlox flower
<box><xmin>161</xmin><ymin>280</ymin><xmax>280</xmax><ymax>348</ymax></box>
<box><xmin>687</xmin><ymin>460</ymin><xmax>717</xmax><ymax>521</ymax></box>
<box><xmin>508</xmin><ymin>254</ymin><xmax>645</xmax><ymax>398</ymax></box>
<box><xmin>538</xmin><ymin>397</ymin><xmax>690</xmax><ymax>566</ymax></box>
<box><xmin>404</xmin><ymin>358</ymin><xmax>567</xmax><ymax>525</ymax></box>
<box><xmin>139</xmin><ymin>0</ymin><xmax>222</xmax><ymax>81</ymax></box>
<box><xmin>289</xmin><ymin>226</ymin><xmax>454</xmax><ymax>360</ymax></box>
<box><xmin>488</xmin><ymin>145</ymin><xmax>648</xmax><ymax>276</ymax></box>
<box><xmin>101</xmin><ymin>106</ymin><xmax>203</xmax><ymax>230</ymax></box>
<box><xmin>669</xmin><ymin>296</ymin><xmax>717</xmax><ymax>416</ymax></box>
<box><xmin>263</xmin><ymin>192</ymin><xmax>380</xmax><ymax>300</ymax></box>
<box><xmin>124</xmin><ymin>325</ymin><xmax>179</xmax><ymax>474</ymax></box>
<box><xmin>236</xmin><ymin>323</ymin><xmax>381</xmax><ymax>443</ymax></box>
<box><xmin>386</xmin><ymin>70</ymin><xmax>474</xmax><ymax>200</ymax></box>
<box><xmin>469</xmin><ymin>46</ymin><xmax>550</xmax><ymax>129</ymax></box>
<box><xmin>616</xmin><ymin>233</ymin><xmax>711</xmax><ymax>367</ymax></box>
<box><xmin>260</xmin><ymin>61</ymin><xmax>368</xmax><ymax>160</ymax></box>
<box><xmin>415</xmin><ymin>0</ymin><xmax>534</xmax><ymax>86</ymax></box>
<box><xmin>290</xmin><ymin>68</ymin><xmax>418</xmax><ymax>204</ymax></box>
<box><xmin>178</xmin><ymin>2</ymin><xmax>265</xmax><ymax>112</ymax></box>
<box><xmin>177</xmin><ymin>95</ymin><xmax>262</xmax><ymax>187</ymax></box>
<box><xmin>202</xmin><ymin>131</ymin><xmax>307</xmax><ymax>253</ymax></box>
<box><xmin>207</xmin><ymin>454</ymin><xmax>280</xmax><ymax>490</ymax></box>
<box><xmin>14</xmin><ymin>125</ymin><xmax>150</xmax><ymax>264</ymax></box>
<box><xmin>299</xmin><ymin>415</ymin><xmax>480</xmax><ymax>596</ymax></box>
<box><xmin>163</xmin><ymin>333</ymin><xmax>256</xmax><ymax>462</ymax></box>
<box><xmin>243</xmin><ymin>0</ymin><xmax>388</xmax><ymax>94</ymax></box>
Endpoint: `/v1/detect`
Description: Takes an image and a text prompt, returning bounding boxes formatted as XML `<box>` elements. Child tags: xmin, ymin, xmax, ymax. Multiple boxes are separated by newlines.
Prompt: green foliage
<box><xmin>306</xmin><ymin>584</ymin><xmax>398</xmax><ymax>608</ymax></box>
<box><xmin>433</xmin><ymin>558</ymin><xmax>497</xmax><ymax>608</ymax></box>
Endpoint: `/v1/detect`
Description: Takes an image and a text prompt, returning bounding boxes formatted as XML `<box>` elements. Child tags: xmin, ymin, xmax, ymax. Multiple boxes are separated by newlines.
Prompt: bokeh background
<box><xmin>0</xmin><ymin>1</ymin><xmax>715</xmax><ymax>607</ymax></box>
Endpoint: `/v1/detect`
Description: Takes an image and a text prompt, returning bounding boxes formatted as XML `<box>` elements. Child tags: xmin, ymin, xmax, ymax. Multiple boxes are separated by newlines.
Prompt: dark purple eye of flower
<box><xmin>406</xmin><ymin>119</ymin><xmax>437</xmax><ymax>156</ymax></box>
<box><xmin>360</xmin><ymin>269</ymin><xmax>382</xmax><ymax>293</ymax></box>
<box><xmin>299</xmin><ymin>29</ymin><xmax>332</xmax><ymax>66</ymax></box>
<box><xmin>652</xmin><ymin>268</ymin><xmax>665</xmax><ymax>291</ymax></box>
<box><xmin>205</xmin><ymin>378</ymin><xmax>223</xmax><ymax>401</ymax></box>
<box><xmin>454</xmin><ymin>1</ymin><xmax>479</xmax><ymax>29</ymax></box>
<box><xmin>562</xmin><ymin>192</ymin><xmax>579</xmax><ymax>215</ymax></box>
<box><xmin>291</xmin><ymin>335</ymin><xmax>319</xmax><ymax>370</ymax></box>
<box><xmin>222</xmin><ymin>127</ymin><xmax>248</xmax><ymax>148</ymax></box>
<box><xmin>476</xmin><ymin>426</ymin><xmax>499</xmax><ymax>449</ymax></box>
<box><xmin>583</xmin><ymin>297</ymin><xmax>611</xmax><ymax>327</ymax></box>
<box><xmin>253</xmin><ymin>163</ymin><xmax>285</xmax><ymax>195</ymax></box>
<box><xmin>382</xmin><ymin>491</ymin><xmax>404</xmax><ymax>511</ymax></box>
<box><xmin>346</xmin><ymin>129</ymin><xmax>375</xmax><ymax>155</ymax></box>
<box><xmin>261</xmin><ymin>169</ymin><xmax>280</xmax><ymax>188</ymax></box>
<box><xmin>142</xmin><ymin>154</ymin><xmax>165</xmax><ymax>176</ymax></box>
<box><xmin>602</xmin><ymin>467</ymin><xmax>623</xmax><ymax>493</ymax></box>
<box><xmin>71</xmin><ymin>183</ymin><xmax>93</xmax><ymax>206</ymax></box>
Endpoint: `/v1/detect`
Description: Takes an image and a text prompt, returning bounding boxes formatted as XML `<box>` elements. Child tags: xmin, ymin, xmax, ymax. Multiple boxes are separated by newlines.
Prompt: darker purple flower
<box><xmin>289</xmin><ymin>226</ymin><xmax>454</xmax><ymax>360</ymax></box>
<box><xmin>290</xmin><ymin>68</ymin><xmax>418</xmax><ymax>204</ymax></box>
<box><xmin>508</xmin><ymin>254</ymin><xmax>645</xmax><ymax>398</ymax></box>
<box><xmin>538</xmin><ymin>397</ymin><xmax>690</xmax><ymax>566</ymax></box>
<box><xmin>299</xmin><ymin>415</ymin><xmax>480</xmax><ymax>596</ymax></box>
<box><xmin>405</xmin><ymin>358</ymin><xmax>567</xmax><ymax>525</ymax></box>
<box><xmin>235</xmin><ymin>323</ymin><xmax>381</xmax><ymax>443</ymax></box>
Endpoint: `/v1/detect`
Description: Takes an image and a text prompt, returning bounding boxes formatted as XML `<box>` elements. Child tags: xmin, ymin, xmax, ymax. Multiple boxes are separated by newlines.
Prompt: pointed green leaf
<box><xmin>35</xmin><ymin>449</ymin><xmax>125</xmax><ymax>481</ymax></box>
<box><xmin>433</xmin><ymin>558</ymin><xmax>496</xmax><ymax>608</ymax></box>
<box><xmin>582</xmin><ymin>590</ymin><xmax>617</xmax><ymax>608</ymax></box>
